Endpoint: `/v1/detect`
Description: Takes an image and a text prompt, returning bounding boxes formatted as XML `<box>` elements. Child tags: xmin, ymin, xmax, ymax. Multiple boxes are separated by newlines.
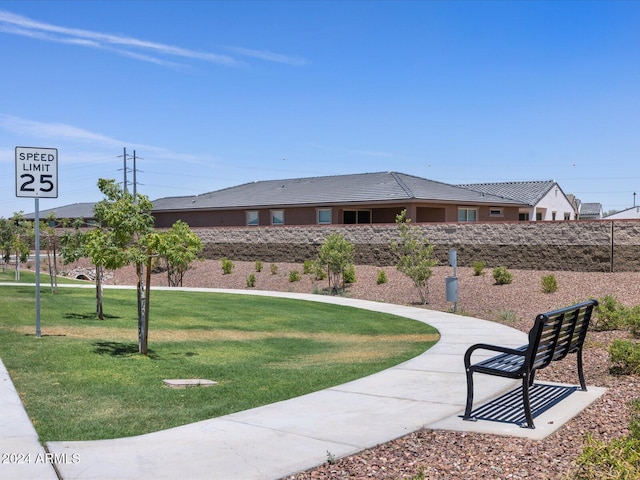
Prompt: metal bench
<box><xmin>462</xmin><ymin>299</ymin><xmax>599</xmax><ymax>428</ymax></box>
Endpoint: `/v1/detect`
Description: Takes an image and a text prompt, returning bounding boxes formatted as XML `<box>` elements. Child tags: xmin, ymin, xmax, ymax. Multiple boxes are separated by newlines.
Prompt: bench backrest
<box><xmin>525</xmin><ymin>300</ymin><xmax>598</xmax><ymax>372</ymax></box>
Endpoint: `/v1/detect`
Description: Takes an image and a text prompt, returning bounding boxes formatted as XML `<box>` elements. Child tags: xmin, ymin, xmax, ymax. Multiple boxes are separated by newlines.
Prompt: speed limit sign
<box><xmin>15</xmin><ymin>146</ymin><xmax>58</xmax><ymax>198</ymax></box>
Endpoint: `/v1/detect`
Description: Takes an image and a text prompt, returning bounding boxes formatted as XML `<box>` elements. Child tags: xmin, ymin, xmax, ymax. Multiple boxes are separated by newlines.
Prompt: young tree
<box><xmin>156</xmin><ymin>220</ymin><xmax>203</xmax><ymax>287</ymax></box>
<box><xmin>391</xmin><ymin>209</ymin><xmax>437</xmax><ymax>305</ymax></box>
<box><xmin>7</xmin><ymin>212</ymin><xmax>31</xmax><ymax>281</ymax></box>
<box><xmin>92</xmin><ymin>179</ymin><xmax>156</xmax><ymax>354</ymax></box>
<box><xmin>317</xmin><ymin>232</ymin><xmax>355</xmax><ymax>294</ymax></box>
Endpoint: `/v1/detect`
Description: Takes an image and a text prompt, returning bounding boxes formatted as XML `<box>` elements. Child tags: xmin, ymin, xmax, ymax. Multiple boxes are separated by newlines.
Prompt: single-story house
<box><xmin>602</xmin><ymin>206</ymin><xmax>638</xmax><ymax>219</ymax></box>
<box><xmin>23</xmin><ymin>202</ymin><xmax>98</xmax><ymax>226</ymax></box>
<box><xmin>457</xmin><ymin>180</ymin><xmax>577</xmax><ymax>221</ymax></box>
<box><xmin>578</xmin><ymin>202</ymin><xmax>604</xmax><ymax>220</ymax></box>
<box><xmin>150</xmin><ymin>171</ymin><xmax>529</xmax><ymax>228</ymax></box>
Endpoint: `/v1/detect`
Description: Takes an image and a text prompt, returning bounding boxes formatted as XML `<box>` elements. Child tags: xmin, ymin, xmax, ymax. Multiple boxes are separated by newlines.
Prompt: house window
<box><xmin>343</xmin><ymin>210</ymin><xmax>371</xmax><ymax>224</ymax></box>
<box><xmin>246</xmin><ymin>211</ymin><xmax>259</xmax><ymax>226</ymax></box>
<box><xmin>317</xmin><ymin>208</ymin><xmax>331</xmax><ymax>225</ymax></box>
<box><xmin>489</xmin><ymin>208</ymin><xmax>503</xmax><ymax>217</ymax></box>
<box><xmin>271</xmin><ymin>210</ymin><xmax>284</xmax><ymax>226</ymax></box>
<box><xmin>564</xmin><ymin>212</ymin><xmax>571</xmax><ymax>220</ymax></box>
<box><xmin>552</xmin><ymin>211</ymin><xmax>557</xmax><ymax>221</ymax></box>
<box><xmin>458</xmin><ymin>208</ymin><xmax>477</xmax><ymax>222</ymax></box>
<box><xmin>519</xmin><ymin>213</ymin><xmax>530</xmax><ymax>221</ymax></box>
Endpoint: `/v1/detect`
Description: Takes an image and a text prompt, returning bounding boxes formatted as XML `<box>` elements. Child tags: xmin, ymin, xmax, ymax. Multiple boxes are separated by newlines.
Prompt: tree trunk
<box><xmin>95</xmin><ymin>265</ymin><xmax>104</xmax><ymax>320</ymax></box>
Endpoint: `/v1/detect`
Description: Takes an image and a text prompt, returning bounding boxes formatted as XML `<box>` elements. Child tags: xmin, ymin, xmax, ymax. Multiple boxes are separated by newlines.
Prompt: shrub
<box><xmin>246</xmin><ymin>273</ymin><xmax>256</xmax><ymax>288</ymax></box>
<box><xmin>492</xmin><ymin>266</ymin><xmax>513</xmax><ymax>285</ymax></box>
<box><xmin>472</xmin><ymin>261</ymin><xmax>485</xmax><ymax>276</ymax></box>
<box><xmin>626</xmin><ymin>305</ymin><xmax>640</xmax><ymax>338</ymax></box>
<box><xmin>314</xmin><ymin>264</ymin><xmax>327</xmax><ymax>281</ymax></box>
<box><xmin>541</xmin><ymin>274</ymin><xmax>558</xmax><ymax>293</ymax></box>
<box><xmin>593</xmin><ymin>295</ymin><xmax>625</xmax><ymax>331</ymax></box>
<box><xmin>609</xmin><ymin>339</ymin><xmax>640</xmax><ymax>375</ymax></box>
<box><xmin>303</xmin><ymin>260</ymin><xmax>314</xmax><ymax>275</ymax></box>
<box><xmin>221</xmin><ymin>258</ymin><xmax>234</xmax><ymax>275</ymax></box>
<box><xmin>574</xmin><ymin>400</ymin><xmax>640</xmax><ymax>479</ymax></box>
<box><xmin>317</xmin><ymin>233</ymin><xmax>355</xmax><ymax>294</ymax></box>
<box><xmin>254</xmin><ymin>260</ymin><xmax>263</xmax><ymax>272</ymax></box>
<box><xmin>497</xmin><ymin>310</ymin><xmax>517</xmax><ymax>323</ymax></box>
<box><xmin>343</xmin><ymin>264</ymin><xmax>356</xmax><ymax>284</ymax></box>
<box><xmin>270</xmin><ymin>264</ymin><xmax>278</xmax><ymax>275</ymax></box>
<box><xmin>289</xmin><ymin>270</ymin><xmax>301</xmax><ymax>282</ymax></box>
<box><xmin>376</xmin><ymin>269</ymin><xmax>388</xmax><ymax>285</ymax></box>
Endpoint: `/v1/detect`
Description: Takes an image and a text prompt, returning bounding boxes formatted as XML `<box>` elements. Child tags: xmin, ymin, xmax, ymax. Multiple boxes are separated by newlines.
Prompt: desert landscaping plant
<box><xmin>246</xmin><ymin>273</ymin><xmax>256</xmax><ymax>287</ymax></box>
<box><xmin>221</xmin><ymin>258</ymin><xmax>234</xmax><ymax>275</ymax></box>
<box><xmin>376</xmin><ymin>269</ymin><xmax>388</xmax><ymax>285</ymax></box>
<box><xmin>472</xmin><ymin>260</ymin><xmax>485</xmax><ymax>276</ymax></box>
<box><xmin>254</xmin><ymin>260</ymin><xmax>263</xmax><ymax>272</ymax></box>
<box><xmin>492</xmin><ymin>266</ymin><xmax>513</xmax><ymax>285</ymax></box>
<box><xmin>391</xmin><ymin>210</ymin><xmax>437</xmax><ymax>304</ymax></box>
<box><xmin>574</xmin><ymin>399</ymin><xmax>640</xmax><ymax>479</ymax></box>
<box><xmin>609</xmin><ymin>339</ymin><xmax>640</xmax><ymax>375</ymax></box>
<box><xmin>541</xmin><ymin>274</ymin><xmax>558</xmax><ymax>293</ymax></box>
<box><xmin>316</xmin><ymin>233</ymin><xmax>355</xmax><ymax>294</ymax></box>
<box><xmin>289</xmin><ymin>270</ymin><xmax>301</xmax><ymax>282</ymax></box>
<box><xmin>593</xmin><ymin>295</ymin><xmax>626</xmax><ymax>331</ymax></box>
<box><xmin>270</xmin><ymin>263</ymin><xmax>278</xmax><ymax>275</ymax></box>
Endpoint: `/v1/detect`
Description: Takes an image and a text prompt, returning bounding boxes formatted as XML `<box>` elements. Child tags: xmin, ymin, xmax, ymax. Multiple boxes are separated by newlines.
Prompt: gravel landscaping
<box><xmin>66</xmin><ymin>259</ymin><xmax>640</xmax><ymax>479</ymax></box>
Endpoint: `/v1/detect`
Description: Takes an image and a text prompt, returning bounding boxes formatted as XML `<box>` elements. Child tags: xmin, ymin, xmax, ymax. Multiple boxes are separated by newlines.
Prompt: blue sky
<box><xmin>1</xmin><ymin>1</ymin><xmax>639</xmax><ymax>218</ymax></box>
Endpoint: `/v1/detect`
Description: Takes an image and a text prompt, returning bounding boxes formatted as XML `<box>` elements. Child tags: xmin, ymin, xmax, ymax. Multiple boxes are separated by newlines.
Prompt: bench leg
<box><xmin>521</xmin><ymin>374</ymin><xmax>535</xmax><ymax>429</ymax></box>
<box><xmin>577</xmin><ymin>349</ymin><xmax>587</xmax><ymax>391</ymax></box>
<box><xmin>463</xmin><ymin>369</ymin><xmax>476</xmax><ymax>421</ymax></box>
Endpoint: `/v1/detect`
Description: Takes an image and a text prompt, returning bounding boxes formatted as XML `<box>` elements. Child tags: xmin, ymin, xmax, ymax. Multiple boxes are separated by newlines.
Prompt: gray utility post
<box><xmin>446</xmin><ymin>249</ymin><xmax>459</xmax><ymax>313</ymax></box>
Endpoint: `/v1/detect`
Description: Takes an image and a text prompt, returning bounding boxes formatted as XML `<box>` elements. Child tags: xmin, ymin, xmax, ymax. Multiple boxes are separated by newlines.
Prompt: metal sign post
<box><xmin>15</xmin><ymin>146</ymin><xmax>58</xmax><ymax>338</ymax></box>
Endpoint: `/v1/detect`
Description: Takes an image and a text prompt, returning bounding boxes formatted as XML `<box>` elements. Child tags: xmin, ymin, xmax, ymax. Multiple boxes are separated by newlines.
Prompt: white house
<box><xmin>458</xmin><ymin>180</ymin><xmax>576</xmax><ymax>221</ymax></box>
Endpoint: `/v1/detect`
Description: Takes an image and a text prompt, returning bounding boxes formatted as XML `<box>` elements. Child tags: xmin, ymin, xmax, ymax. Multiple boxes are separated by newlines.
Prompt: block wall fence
<box><xmin>192</xmin><ymin>220</ymin><xmax>640</xmax><ymax>272</ymax></box>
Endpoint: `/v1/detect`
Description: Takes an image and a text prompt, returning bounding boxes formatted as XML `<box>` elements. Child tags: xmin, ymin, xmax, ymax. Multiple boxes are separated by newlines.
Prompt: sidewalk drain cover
<box><xmin>163</xmin><ymin>379</ymin><xmax>218</xmax><ymax>389</ymax></box>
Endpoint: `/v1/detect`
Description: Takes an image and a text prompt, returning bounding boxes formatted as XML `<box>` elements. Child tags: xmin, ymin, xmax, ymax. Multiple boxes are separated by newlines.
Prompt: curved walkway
<box><xmin>1</xmin><ymin>288</ymin><xmax>602</xmax><ymax>480</ymax></box>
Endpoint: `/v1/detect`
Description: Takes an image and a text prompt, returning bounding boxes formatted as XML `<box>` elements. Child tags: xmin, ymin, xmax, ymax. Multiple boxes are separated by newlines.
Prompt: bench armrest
<box><xmin>464</xmin><ymin>343</ymin><xmax>526</xmax><ymax>368</ymax></box>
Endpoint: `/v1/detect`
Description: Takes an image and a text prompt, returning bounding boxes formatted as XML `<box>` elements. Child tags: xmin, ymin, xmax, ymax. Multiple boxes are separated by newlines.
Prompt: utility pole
<box><xmin>118</xmin><ymin>147</ymin><xmax>131</xmax><ymax>193</ymax></box>
<box><xmin>132</xmin><ymin>150</ymin><xmax>143</xmax><ymax>196</ymax></box>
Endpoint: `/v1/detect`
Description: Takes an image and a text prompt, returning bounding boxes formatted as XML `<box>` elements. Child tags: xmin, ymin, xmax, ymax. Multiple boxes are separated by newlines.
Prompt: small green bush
<box><xmin>270</xmin><ymin>264</ymin><xmax>278</xmax><ymax>275</ymax></box>
<box><xmin>593</xmin><ymin>295</ymin><xmax>626</xmax><ymax>331</ymax></box>
<box><xmin>541</xmin><ymin>274</ymin><xmax>558</xmax><ymax>293</ymax></box>
<box><xmin>609</xmin><ymin>339</ymin><xmax>640</xmax><ymax>375</ymax></box>
<box><xmin>626</xmin><ymin>305</ymin><xmax>640</xmax><ymax>338</ymax></box>
<box><xmin>492</xmin><ymin>266</ymin><xmax>513</xmax><ymax>285</ymax></box>
<box><xmin>254</xmin><ymin>260</ymin><xmax>263</xmax><ymax>272</ymax></box>
<box><xmin>314</xmin><ymin>265</ymin><xmax>327</xmax><ymax>281</ymax></box>
<box><xmin>246</xmin><ymin>273</ymin><xmax>256</xmax><ymax>287</ymax></box>
<box><xmin>497</xmin><ymin>310</ymin><xmax>517</xmax><ymax>323</ymax></box>
<box><xmin>221</xmin><ymin>258</ymin><xmax>234</xmax><ymax>275</ymax></box>
<box><xmin>343</xmin><ymin>265</ymin><xmax>356</xmax><ymax>284</ymax></box>
<box><xmin>376</xmin><ymin>269</ymin><xmax>388</xmax><ymax>285</ymax></box>
<box><xmin>574</xmin><ymin>400</ymin><xmax>640</xmax><ymax>479</ymax></box>
<box><xmin>472</xmin><ymin>261</ymin><xmax>485</xmax><ymax>276</ymax></box>
<box><xmin>303</xmin><ymin>260</ymin><xmax>314</xmax><ymax>275</ymax></box>
<box><xmin>289</xmin><ymin>270</ymin><xmax>301</xmax><ymax>282</ymax></box>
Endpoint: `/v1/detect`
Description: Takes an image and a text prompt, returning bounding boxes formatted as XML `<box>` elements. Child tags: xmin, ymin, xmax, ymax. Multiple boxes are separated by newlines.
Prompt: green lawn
<box><xmin>0</xmin><ymin>281</ymin><xmax>438</xmax><ymax>442</ymax></box>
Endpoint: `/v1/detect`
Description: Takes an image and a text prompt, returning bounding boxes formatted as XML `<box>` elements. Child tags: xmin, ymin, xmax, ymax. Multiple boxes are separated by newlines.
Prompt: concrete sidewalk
<box><xmin>1</xmin><ymin>289</ymin><xmax>605</xmax><ymax>480</ymax></box>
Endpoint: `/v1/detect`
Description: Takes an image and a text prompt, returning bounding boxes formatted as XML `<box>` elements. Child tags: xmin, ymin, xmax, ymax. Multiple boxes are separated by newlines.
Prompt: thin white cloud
<box><xmin>0</xmin><ymin>114</ymin><xmax>218</xmax><ymax>167</ymax></box>
<box><xmin>0</xmin><ymin>10</ymin><xmax>307</xmax><ymax>68</ymax></box>
<box><xmin>0</xmin><ymin>114</ymin><xmax>124</xmax><ymax>146</ymax></box>
<box><xmin>226</xmin><ymin>46</ymin><xmax>309</xmax><ymax>66</ymax></box>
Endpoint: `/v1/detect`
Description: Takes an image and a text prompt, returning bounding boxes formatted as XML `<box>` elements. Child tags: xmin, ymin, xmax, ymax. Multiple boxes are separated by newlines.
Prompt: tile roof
<box><xmin>580</xmin><ymin>202</ymin><xmax>603</xmax><ymax>216</ymax></box>
<box><xmin>457</xmin><ymin>180</ymin><xmax>557</xmax><ymax>206</ymax></box>
<box><xmin>152</xmin><ymin>172</ymin><xmax>526</xmax><ymax>211</ymax></box>
<box><xmin>24</xmin><ymin>202</ymin><xmax>96</xmax><ymax>220</ymax></box>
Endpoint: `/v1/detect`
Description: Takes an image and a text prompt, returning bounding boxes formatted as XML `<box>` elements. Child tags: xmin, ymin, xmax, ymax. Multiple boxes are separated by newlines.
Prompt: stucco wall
<box><xmin>193</xmin><ymin>220</ymin><xmax>640</xmax><ymax>272</ymax></box>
